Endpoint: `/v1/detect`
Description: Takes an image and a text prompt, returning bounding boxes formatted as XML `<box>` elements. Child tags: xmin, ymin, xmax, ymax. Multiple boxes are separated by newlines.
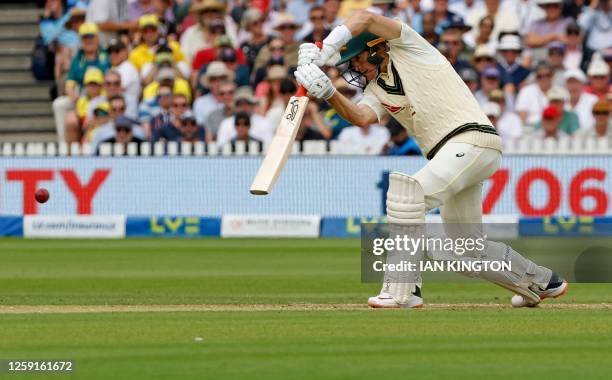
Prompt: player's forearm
<box><xmin>327</xmin><ymin>93</ymin><xmax>374</xmax><ymax>128</ymax></box>
<box><xmin>343</xmin><ymin>10</ymin><xmax>402</xmax><ymax>41</ymax></box>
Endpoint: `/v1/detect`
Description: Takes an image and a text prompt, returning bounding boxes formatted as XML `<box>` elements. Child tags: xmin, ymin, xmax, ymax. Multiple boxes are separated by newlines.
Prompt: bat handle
<box><xmin>296</xmin><ymin>42</ymin><xmax>323</xmax><ymax>98</ymax></box>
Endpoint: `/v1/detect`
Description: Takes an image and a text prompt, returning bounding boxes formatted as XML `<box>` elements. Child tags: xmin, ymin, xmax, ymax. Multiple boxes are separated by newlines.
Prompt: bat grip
<box><xmin>296</xmin><ymin>42</ymin><xmax>323</xmax><ymax>98</ymax></box>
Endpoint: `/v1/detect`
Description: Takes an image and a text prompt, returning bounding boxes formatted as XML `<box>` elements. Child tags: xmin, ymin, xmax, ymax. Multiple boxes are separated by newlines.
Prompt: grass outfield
<box><xmin>0</xmin><ymin>238</ymin><xmax>611</xmax><ymax>379</ymax></box>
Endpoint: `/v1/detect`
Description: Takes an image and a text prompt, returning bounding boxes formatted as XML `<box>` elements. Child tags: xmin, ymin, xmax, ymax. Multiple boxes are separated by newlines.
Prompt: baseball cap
<box><xmin>114</xmin><ymin>116</ymin><xmax>133</xmax><ymax>128</ymax></box>
<box><xmin>498</xmin><ymin>35</ymin><xmax>522</xmax><ymax>51</ymax></box>
<box><xmin>78</xmin><ymin>22</ymin><xmax>98</xmax><ymax>37</ymax></box>
<box><xmin>83</xmin><ymin>67</ymin><xmax>104</xmax><ymax>85</ymax></box>
<box><xmin>93</xmin><ymin>102</ymin><xmax>110</xmax><ymax>116</ymax></box>
<box><xmin>542</xmin><ymin>105</ymin><xmax>561</xmax><ymax>119</ymax></box>
<box><xmin>219</xmin><ymin>48</ymin><xmax>237</xmax><ymax>62</ymax></box>
<box><xmin>489</xmin><ymin>89</ymin><xmax>505</xmax><ymax>101</ymax></box>
<box><xmin>587</xmin><ymin>59</ymin><xmax>610</xmax><ymax>76</ymax></box>
<box><xmin>593</xmin><ymin>101</ymin><xmax>609</xmax><ymax>113</ymax></box>
<box><xmin>180</xmin><ymin>111</ymin><xmax>197</xmax><ymax>122</ymax></box>
<box><xmin>460</xmin><ymin>68</ymin><xmax>478</xmax><ymax>82</ymax></box>
<box><xmin>337</xmin><ymin>31</ymin><xmax>385</xmax><ymax>66</ymax></box>
<box><xmin>108</xmin><ymin>38</ymin><xmax>126</xmax><ymax>52</ymax></box>
<box><xmin>547</xmin><ymin>87</ymin><xmax>567</xmax><ymax>101</ymax></box>
<box><xmin>563</xmin><ymin>68</ymin><xmax>587</xmax><ymax>83</ymax></box>
<box><xmin>444</xmin><ymin>14</ymin><xmax>471</xmax><ymax>31</ymax></box>
<box><xmin>234</xmin><ymin>86</ymin><xmax>257</xmax><ymax>105</ymax></box>
<box><xmin>156</xmin><ymin>67</ymin><xmax>176</xmax><ymax>82</ymax></box>
<box><xmin>474</xmin><ymin>44</ymin><xmax>495</xmax><ymax>58</ymax></box>
<box><xmin>139</xmin><ymin>14</ymin><xmax>160</xmax><ymax>29</ymax></box>
<box><xmin>482</xmin><ymin>102</ymin><xmax>501</xmax><ymax>118</ymax></box>
<box><xmin>548</xmin><ymin>41</ymin><xmax>566</xmax><ymax>52</ymax></box>
<box><xmin>482</xmin><ymin>66</ymin><xmax>501</xmax><ymax>79</ymax></box>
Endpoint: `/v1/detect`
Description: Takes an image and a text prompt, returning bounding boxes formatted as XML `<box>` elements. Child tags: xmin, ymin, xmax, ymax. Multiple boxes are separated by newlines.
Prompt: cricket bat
<box><xmin>250</xmin><ymin>43</ymin><xmax>321</xmax><ymax>195</ymax></box>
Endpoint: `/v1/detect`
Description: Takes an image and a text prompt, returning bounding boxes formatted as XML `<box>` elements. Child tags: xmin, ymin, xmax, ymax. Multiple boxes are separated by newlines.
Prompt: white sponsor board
<box><xmin>222</xmin><ymin>215</ymin><xmax>321</xmax><ymax>238</ymax></box>
<box><xmin>23</xmin><ymin>215</ymin><xmax>126</xmax><ymax>238</ymax></box>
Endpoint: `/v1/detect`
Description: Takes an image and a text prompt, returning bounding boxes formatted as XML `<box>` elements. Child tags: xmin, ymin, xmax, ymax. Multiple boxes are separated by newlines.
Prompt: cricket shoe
<box><xmin>367</xmin><ymin>287</ymin><xmax>423</xmax><ymax>309</ymax></box>
<box><xmin>511</xmin><ymin>272</ymin><xmax>568</xmax><ymax>308</ymax></box>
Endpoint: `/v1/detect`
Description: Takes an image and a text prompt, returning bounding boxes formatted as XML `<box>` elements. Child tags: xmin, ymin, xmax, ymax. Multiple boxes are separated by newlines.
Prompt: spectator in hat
<box><xmin>83</xmin><ymin>101</ymin><xmax>112</xmax><ymax>144</ymax></box>
<box><xmin>178</xmin><ymin>111</ymin><xmax>206</xmax><ymax>143</ymax></box>
<box><xmin>230</xmin><ymin>112</ymin><xmax>263</xmax><ymax>153</ymax></box>
<box><xmin>85</xmin><ymin>0</ymin><xmax>137</xmax><ymax>47</ymax></box>
<box><xmin>257</xmin><ymin>65</ymin><xmax>290</xmax><ymax>117</ymax></box>
<box><xmin>216</xmin><ymin>87</ymin><xmax>272</xmax><ymax>146</ymax></box>
<box><xmin>129</xmin><ymin>15</ymin><xmax>187</xmax><ymax>76</ymax></box>
<box><xmin>62</xmin><ymin>67</ymin><xmax>105</xmax><ymax>143</ymax></box>
<box><xmin>548</xmin><ymin>41</ymin><xmax>568</xmax><ymax>87</ymax></box>
<box><xmin>97</xmin><ymin>116</ymin><xmax>145</xmax><ymax>155</ymax></box>
<box><xmin>153</xmin><ymin>93</ymin><xmax>190</xmax><ymax>142</ymax></box>
<box><xmin>428</xmin><ymin>0</ymin><xmax>462</xmax><ymax>36</ymax></box>
<box><xmin>497</xmin><ymin>34</ymin><xmax>531</xmax><ymax>88</ymax></box>
<box><xmin>583</xmin><ymin>100</ymin><xmax>611</xmax><ymax>138</ymax></box>
<box><xmin>459</xmin><ymin>67</ymin><xmax>479</xmax><ymax>94</ymax></box>
<box><xmin>439</xmin><ymin>28</ymin><xmax>473</xmax><ymax>72</ymax></box>
<box><xmin>578</xmin><ymin>0</ymin><xmax>612</xmax><ymax>53</ymax></box>
<box><xmin>65</xmin><ymin>22</ymin><xmax>110</xmax><ymax>91</ymax></box>
<box><xmin>142</xmin><ymin>66</ymin><xmax>192</xmax><ymax>102</ymax></box>
<box><xmin>252</xmin><ymin>38</ymin><xmax>286</xmax><ymax>87</ymax></box>
<box><xmin>482</xmin><ymin>101</ymin><xmax>501</xmax><ymax>126</ymax></box>
<box><xmin>563</xmin><ymin>21</ymin><xmax>584</xmax><ymax>70</ymax></box>
<box><xmin>239</xmin><ymin>8</ymin><xmax>269</xmax><ymax>72</ymax></box>
<box><xmin>254</xmin><ymin>13</ymin><xmax>301</xmax><ymax>73</ymax></box>
<box><xmin>382</xmin><ymin>117</ymin><xmax>422</xmax><ymax>156</ymax></box>
<box><xmin>193</xmin><ymin>61</ymin><xmax>234</xmax><ymax>125</ymax></box>
<box><xmin>526</xmin><ymin>0</ymin><xmax>571</xmax><ymax>49</ymax></box>
<box><xmin>585</xmin><ymin>59</ymin><xmax>611</xmax><ymax>101</ymax></box>
<box><xmin>180</xmin><ymin>0</ymin><xmax>236</xmax><ymax>65</ymax></box>
<box><xmin>565</xmin><ymin>68</ymin><xmax>599</xmax><ymax>131</ymax></box>
<box><xmin>472</xmin><ymin>44</ymin><xmax>496</xmax><ymax>74</ymax></box>
<box><xmin>108</xmin><ymin>38</ymin><xmax>140</xmax><ymax>119</ymax></box>
<box><xmin>535</xmin><ymin>87</ymin><xmax>580</xmax><ymax>134</ymax></box>
<box><xmin>203</xmin><ymin>81</ymin><xmax>236</xmax><ymax>141</ymax></box>
<box><xmin>475</xmin><ymin>66</ymin><xmax>503</xmax><ymax>105</ymax></box>
<box><xmin>516</xmin><ymin>62</ymin><xmax>555</xmax><ymax>126</ymax></box>
<box><xmin>488</xmin><ymin>89</ymin><xmax>523</xmax><ymax>142</ymax></box>
<box><xmin>533</xmin><ymin>105</ymin><xmax>568</xmax><ymax>139</ymax></box>
<box><xmin>151</xmin><ymin>0</ymin><xmax>177</xmax><ymax>38</ymax></box>
<box><xmin>324</xmin><ymin>78</ymin><xmax>359</xmax><ymax>138</ymax></box>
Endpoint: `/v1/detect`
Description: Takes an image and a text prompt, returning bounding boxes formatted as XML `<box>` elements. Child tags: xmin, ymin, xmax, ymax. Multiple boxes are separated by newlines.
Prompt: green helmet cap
<box><xmin>336</xmin><ymin>32</ymin><xmax>385</xmax><ymax>66</ymax></box>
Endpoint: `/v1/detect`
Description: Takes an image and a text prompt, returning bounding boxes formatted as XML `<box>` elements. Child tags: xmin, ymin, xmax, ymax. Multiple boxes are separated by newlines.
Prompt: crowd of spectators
<box><xmin>36</xmin><ymin>0</ymin><xmax>611</xmax><ymax>155</ymax></box>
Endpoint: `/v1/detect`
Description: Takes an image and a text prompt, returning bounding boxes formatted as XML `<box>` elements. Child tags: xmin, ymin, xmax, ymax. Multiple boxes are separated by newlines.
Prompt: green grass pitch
<box><xmin>0</xmin><ymin>238</ymin><xmax>611</xmax><ymax>379</ymax></box>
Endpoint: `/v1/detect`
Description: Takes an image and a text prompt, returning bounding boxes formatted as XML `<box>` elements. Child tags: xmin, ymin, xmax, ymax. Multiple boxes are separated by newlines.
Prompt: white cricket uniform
<box><xmin>358</xmin><ymin>23</ymin><xmax>503</xmax><ymax>222</ymax></box>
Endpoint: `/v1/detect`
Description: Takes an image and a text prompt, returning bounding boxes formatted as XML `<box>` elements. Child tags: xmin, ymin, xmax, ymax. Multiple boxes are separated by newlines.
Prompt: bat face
<box><xmin>249</xmin><ymin>95</ymin><xmax>310</xmax><ymax>195</ymax></box>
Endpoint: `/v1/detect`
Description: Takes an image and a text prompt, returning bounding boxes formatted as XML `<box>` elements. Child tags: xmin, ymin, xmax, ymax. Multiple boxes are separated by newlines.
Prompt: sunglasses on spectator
<box><xmin>537</xmin><ymin>73</ymin><xmax>552</xmax><ymax>79</ymax></box>
<box><xmin>112</xmin><ymin>106</ymin><xmax>126</xmax><ymax>113</ymax></box>
<box><xmin>277</xmin><ymin>24</ymin><xmax>297</xmax><ymax>30</ymax></box>
<box><xmin>220</xmin><ymin>90</ymin><xmax>235</xmax><ymax>96</ymax></box>
<box><xmin>476</xmin><ymin>57</ymin><xmax>495</xmax><ymax>63</ymax></box>
<box><xmin>591</xmin><ymin>75</ymin><xmax>608</xmax><ymax>79</ymax></box>
<box><xmin>105</xmin><ymin>80</ymin><xmax>121</xmax><ymax>86</ymax></box>
<box><xmin>542</xmin><ymin>4</ymin><xmax>561</xmax><ymax>8</ymax></box>
<box><xmin>235</xmin><ymin>100</ymin><xmax>252</xmax><ymax>106</ymax></box>
<box><xmin>183</xmin><ymin>121</ymin><xmax>198</xmax><ymax>126</ymax></box>
<box><xmin>116</xmin><ymin>126</ymin><xmax>131</xmax><ymax>133</ymax></box>
<box><xmin>109</xmin><ymin>48</ymin><xmax>122</xmax><ymax>54</ymax></box>
<box><xmin>594</xmin><ymin>111</ymin><xmax>609</xmax><ymax>116</ymax></box>
<box><xmin>270</xmin><ymin>46</ymin><xmax>284</xmax><ymax>52</ymax></box>
<box><xmin>310</xmin><ymin>15</ymin><xmax>325</xmax><ymax>21</ymax></box>
<box><xmin>484</xmin><ymin>75</ymin><xmax>499</xmax><ymax>80</ymax></box>
<box><xmin>94</xmin><ymin>110</ymin><xmax>109</xmax><ymax>117</ymax></box>
<box><xmin>442</xmin><ymin>40</ymin><xmax>460</xmax><ymax>46</ymax></box>
<box><xmin>172</xmin><ymin>102</ymin><xmax>187</xmax><ymax>108</ymax></box>
<box><xmin>236</xmin><ymin>121</ymin><xmax>250</xmax><ymax>127</ymax></box>
<box><xmin>158</xmin><ymin>92</ymin><xmax>172</xmax><ymax>98</ymax></box>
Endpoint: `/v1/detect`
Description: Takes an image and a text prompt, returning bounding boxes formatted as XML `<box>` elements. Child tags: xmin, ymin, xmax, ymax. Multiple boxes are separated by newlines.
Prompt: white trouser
<box><xmin>52</xmin><ymin>96</ymin><xmax>74</xmax><ymax>143</ymax></box>
<box><xmin>413</xmin><ymin>142</ymin><xmax>500</xmax><ymax>223</ymax></box>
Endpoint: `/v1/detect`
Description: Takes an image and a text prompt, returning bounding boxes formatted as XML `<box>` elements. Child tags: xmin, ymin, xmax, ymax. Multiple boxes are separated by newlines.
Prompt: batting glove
<box><xmin>295</xmin><ymin>64</ymin><xmax>336</xmax><ymax>100</ymax></box>
<box><xmin>298</xmin><ymin>43</ymin><xmax>339</xmax><ymax>66</ymax></box>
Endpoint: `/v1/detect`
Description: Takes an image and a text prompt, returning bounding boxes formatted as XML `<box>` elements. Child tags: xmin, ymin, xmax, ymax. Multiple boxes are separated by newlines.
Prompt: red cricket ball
<box><xmin>35</xmin><ymin>188</ymin><xmax>49</xmax><ymax>204</ymax></box>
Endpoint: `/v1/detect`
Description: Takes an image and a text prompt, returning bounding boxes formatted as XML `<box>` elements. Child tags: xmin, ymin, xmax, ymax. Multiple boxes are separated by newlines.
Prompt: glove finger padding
<box><xmin>298</xmin><ymin>43</ymin><xmax>320</xmax><ymax>66</ymax></box>
<box><xmin>296</xmin><ymin>64</ymin><xmax>336</xmax><ymax>99</ymax></box>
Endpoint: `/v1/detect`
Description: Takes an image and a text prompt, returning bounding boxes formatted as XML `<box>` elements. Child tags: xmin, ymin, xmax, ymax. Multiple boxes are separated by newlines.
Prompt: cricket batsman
<box><xmin>295</xmin><ymin>11</ymin><xmax>568</xmax><ymax>308</ymax></box>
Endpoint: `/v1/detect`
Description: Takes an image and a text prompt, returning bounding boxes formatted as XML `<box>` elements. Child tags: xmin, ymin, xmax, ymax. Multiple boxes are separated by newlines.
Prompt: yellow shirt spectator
<box><xmin>143</xmin><ymin>78</ymin><xmax>192</xmax><ymax>103</ymax></box>
<box><xmin>129</xmin><ymin>40</ymin><xmax>185</xmax><ymax>71</ymax></box>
